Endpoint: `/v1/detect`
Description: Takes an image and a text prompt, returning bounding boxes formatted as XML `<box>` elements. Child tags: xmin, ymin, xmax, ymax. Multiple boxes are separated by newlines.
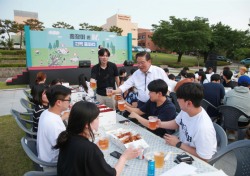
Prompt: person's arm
<box><xmin>163</xmin><ymin>134</ymin><xmax>207</xmax><ymax>161</ymax></box>
<box><xmin>115</xmin><ymin>147</ymin><xmax>140</xmax><ymax>176</ymax></box>
<box><xmin>129</xmin><ymin>112</ymin><xmax>149</xmax><ymax>128</ymax></box>
<box><xmin>125</xmin><ymin>105</ymin><xmax>144</xmax><ymax>115</ymax></box>
<box><xmin>159</xmin><ymin>119</ymin><xmax>179</xmax><ymax>130</ymax></box>
<box><xmin>115</xmin><ymin>76</ymin><xmax>120</xmax><ymax>87</ymax></box>
<box><xmin>112</xmin><ymin>88</ymin><xmax>122</xmax><ymax>94</ymax></box>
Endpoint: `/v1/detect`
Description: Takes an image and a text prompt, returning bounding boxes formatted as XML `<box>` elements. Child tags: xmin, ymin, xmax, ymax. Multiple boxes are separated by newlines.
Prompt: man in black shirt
<box><xmin>222</xmin><ymin>70</ymin><xmax>237</xmax><ymax>89</ymax></box>
<box><xmin>91</xmin><ymin>48</ymin><xmax>119</xmax><ymax>109</ymax></box>
<box><xmin>125</xmin><ymin>79</ymin><xmax>176</xmax><ymax>137</ymax></box>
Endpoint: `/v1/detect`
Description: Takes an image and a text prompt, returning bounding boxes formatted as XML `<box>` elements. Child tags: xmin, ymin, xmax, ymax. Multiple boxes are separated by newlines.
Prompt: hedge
<box><xmin>0</xmin><ymin>50</ymin><xmax>26</xmax><ymax>55</ymax></box>
<box><xmin>0</xmin><ymin>57</ymin><xmax>26</xmax><ymax>61</ymax></box>
<box><xmin>0</xmin><ymin>63</ymin><xmax>26</xmax><ymax>67</ymax></box>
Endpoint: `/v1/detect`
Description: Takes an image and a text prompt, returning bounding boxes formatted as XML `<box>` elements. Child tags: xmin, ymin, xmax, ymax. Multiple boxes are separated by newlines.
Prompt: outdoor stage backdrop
<box><xmin>24</xmin><ymin>26</ymin><xmax>132</xmax><ymax>67</ymax></box>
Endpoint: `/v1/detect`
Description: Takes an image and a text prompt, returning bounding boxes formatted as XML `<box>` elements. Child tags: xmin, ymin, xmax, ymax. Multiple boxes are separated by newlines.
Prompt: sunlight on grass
<box><xmin>0</xmin><ymin>115</ymin><xmax>33</xmax><ymax>176</ymax></box>
<box><xmin>0</xmin><ymin>82</ymin><xmax>27</xmax><ymax>90</ymax></box>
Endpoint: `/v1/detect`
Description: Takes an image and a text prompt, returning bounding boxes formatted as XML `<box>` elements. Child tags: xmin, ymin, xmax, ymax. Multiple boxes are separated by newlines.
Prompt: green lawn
<box><xmin>0</xmin><ymin>115</ymin><xmax>33</xmax><ymax>176</ymax></box>
<box><xmin>0</xmin><ymin>82</ymin><xmax>27</xmax><ymax>90</ymax></box>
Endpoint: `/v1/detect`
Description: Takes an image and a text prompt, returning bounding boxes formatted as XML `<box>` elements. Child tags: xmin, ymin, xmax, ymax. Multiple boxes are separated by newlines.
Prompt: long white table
<box><xmin>98</xmin><ymin>114</ymin><xmax>218</xmax><ymax>176</ymax></box>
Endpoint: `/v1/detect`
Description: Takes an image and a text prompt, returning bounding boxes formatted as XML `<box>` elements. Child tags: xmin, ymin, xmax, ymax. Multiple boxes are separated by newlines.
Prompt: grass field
<box><xmin>0</xmin><ymin>82</ymin><xmax>27</xmax><ymax>90</ymax></box>
<box><xmin>0</xmin><ymin>115</ymin><xmax>33</xmax><ymax>176</ymax></box>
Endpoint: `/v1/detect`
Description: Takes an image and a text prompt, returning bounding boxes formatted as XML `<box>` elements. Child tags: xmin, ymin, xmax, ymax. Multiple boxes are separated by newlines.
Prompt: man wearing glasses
<box><xmin>37</xmin><ymin>85</ymin><xmax>71</xmax><ymax>165</ymax></box>
<box><xmin>113</xmin><ymin>51</ymin><xmax>171</xmax><ymax>108</ymax></box>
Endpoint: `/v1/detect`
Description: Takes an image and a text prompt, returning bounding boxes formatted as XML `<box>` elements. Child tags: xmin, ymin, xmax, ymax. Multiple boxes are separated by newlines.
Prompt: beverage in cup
<box><xmin>98</xmin><ymin>136</ymin><xmax>109</xmax><ymax>150</ymax></box>
<box><xmin>115</xmin><ymin>94</ymin><xmax>122</xmax><ymax>101</ymax></box>
<box><xmin>106</xmin><ymin>87</ymin><xmax>113</xmax><ymax>98</ymax></box>
<box><xmin>118</xmin><ymin>100</ymin><xmax>125</xmax><ymax>111</ymax></box>
<box><xmin>154</xmin><ymin>151</ymin><xmax>165</xmax><ymax>168</ymax></box>
<box><xmin>148</xmin><ymin>116</ymin><xmax>158</xmax><ymax>130</ymax></box>
<box><xmin>90</xmin><ymin>79</ymin><xmax>97</xmax><ymax>90</ymax></box>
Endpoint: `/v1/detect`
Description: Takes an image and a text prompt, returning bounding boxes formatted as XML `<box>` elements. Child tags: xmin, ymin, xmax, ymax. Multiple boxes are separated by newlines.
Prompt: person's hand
<box><xmin>129</xmin><ymin>112</ymin><xmax>140</xmax><ymax>119</ymax></box>
<box><xmin>61</xmin><ymin>111</ymin><xmax>70</xmax><ymax>120</ymax></box>
<box><xmin>163</xmin><ymin>134</ymin><xmax>180</xmax><ymax>147</ymax></box>
<box><xmin>156</xmin><ymin>119</ymin><xmax>162</xmax><ymax>129</ymax></box>
<box><xmin>121</xmin><ymin>147</ymin><xmax>141</xmax><ymax>160</ymax></box>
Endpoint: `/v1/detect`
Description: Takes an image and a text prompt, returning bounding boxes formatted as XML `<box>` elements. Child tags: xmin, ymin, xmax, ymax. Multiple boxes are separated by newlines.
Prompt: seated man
<box><xmin>174</xmin><ymin>73</ymin><xmax>196</xmax><ymax>92</ymax></box>
<box><xmin>125</xmin><ymin>79</ymin><xmax>176</xmax><ymax>137</ymax></box>
<box><xmin>158</xmin><ymin>83</ymin><xmax>217</xmax><ymax>161</ymax></box>
<box><xmin>203</xmin><ymin>74</ymin><xmax>225</xmax><ymax>117</ymax></box>
<box><xmin>37</xmin><ymin>85</ymin><xmax>71</xmax><ymax>164</ymax></box>
<box><xmin>222</xmin><ymin>70</ymin><xmax>237</xmax><ymax>89</ymax></box>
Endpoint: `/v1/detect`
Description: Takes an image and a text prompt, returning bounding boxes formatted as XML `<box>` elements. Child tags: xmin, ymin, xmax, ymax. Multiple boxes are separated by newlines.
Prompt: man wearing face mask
<box><xmin>112</xmin><ymin>51</ymin><xmax>171</xmax><ymax>108</ymax></box>
<box><xmin>91</xmin><ymin>48</ymin><xmax>119</xmax><ymax>109</ymax></box>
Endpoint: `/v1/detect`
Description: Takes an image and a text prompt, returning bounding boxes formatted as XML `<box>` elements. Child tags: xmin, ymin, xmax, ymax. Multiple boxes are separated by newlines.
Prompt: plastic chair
<box><xmin>24</xmin><ymin>171</ymin><xmax>57</xmax><ymax>176</ymax></box>
<box><xmin>23</xmin><ymin>89</ymin><xmax>33</xmax><ymax>102</ymax></box>
<box><xmin>218</xmin><ymin>105</ymin><xmax>250</xmax><ymax>140</ymax></box>
<box><xmin>213</xmin><ymin>122</ymin><xmax>228</xmax><ymax>151</ymax></box>
<box><xmin>169</xmin><ymin>92</ymin><xmax>181</xmax><ymax>113</ymax></box>
<box><xmin>201</xmin><ymin>99</ymin><xmax>219</xmax><ymax>122</ymax></box>
<box><xmin>20</xmin><ymin>98</ymin><xmax>35</xmax><ymax>113</ymax></box>
<box><xmin>11</xmin><ymin>109</ymin><xmax>36</xmax><ymax>138</ymax></box>
<box><xmin>21</xmin><ymin>137</ymin><xmax>57</xmax><ymax>171</ymax></box>
<box><xmin>209</xmin><ymin>140</ymin><xmax>250</xmax><ymax>176</ymax></box>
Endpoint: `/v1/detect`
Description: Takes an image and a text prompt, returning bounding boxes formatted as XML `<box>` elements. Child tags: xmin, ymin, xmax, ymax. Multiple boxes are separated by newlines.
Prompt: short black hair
<box><xmin>210</xmin><ymin>74</ymin><xmax>220</xmax><ymax>82</ymax></box>
<box><xmin>148</xmin><ymin>79</ymin><xmax>168</xmax><ymax>95</ymax></box>
<box><xmin>46</xmin><ymin>85</ymin><xmax>71</xmax><ymax>107</ymax></box>
<box><xmin>119</xmin><ymin>68</ymin><xmax>127</xmax><ymax>76</ymax></box>
<box><xmin>98</xmin><ymin>48</ymin><xmax>110</xmax><ymax>57</ymax></box>
<box><xmin>163</xmin><ymin>68</ymin><xmax>169</xmax><ymax>73</ymax></box>
<box><xmin>223</xmin><ymin>70</ymin><xmax>233</xmax><ymax>80</ymax></box>
<box><xmin>135</xmin><ymin>51</ymin><xmax>151</xmax><ymax>61</ymax></box>
<box><xmin>180</xmin><ymin>70</ymin><xmax>187</xmax><ymax>78</ymax></box>
<box><xmin>168</xmin><ymin>74</ymin><xmax>175</xmax><ymax>80</ymax></box>
<box><xmin>176</xmin><ymin>83</ymin><xmax>203</xmax><ymax>108</ymax></box>
<box><xmin>183</xmin><ymin>67</ymin><xmax>189</xmax><ymax>71</ymax></box>
<box><xmin>186</xmin><ymin>73</ymin><xmax>195</xmax><ymax>79</ymax></box>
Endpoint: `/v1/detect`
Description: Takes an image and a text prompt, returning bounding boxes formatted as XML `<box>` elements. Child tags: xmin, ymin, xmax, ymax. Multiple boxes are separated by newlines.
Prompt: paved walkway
<box><xmin>0</xmin><ymin>88</ymin><xmax>27</xmax><ymax>116</ymax></box>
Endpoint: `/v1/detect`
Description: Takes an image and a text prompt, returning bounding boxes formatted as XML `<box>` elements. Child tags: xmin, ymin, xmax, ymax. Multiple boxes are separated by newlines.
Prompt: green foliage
<box><xmin>109</xmin><ymin>26</ymin><xmax>123</xmax><ymax>36</ymax></box>
<box><xmin>0</xmin><ymin>115</ymin><xmax>33</xmax><ymax>176</ymax></box>
<box><xmin>0</xmin><ymin>57</ymin><xmax>25</xmax><ymax>61</ymax></box>
<box><xmin>0</xmin><ymin>63</ymin><xmax>26</xmax><ymax>67</ymax></box>
<box><xmin>234</xmin><ymin>48</ymin><xmax>250</xmax><ymax>61</ymax></box>
<box><xmin>0</xmin><ymin>50</ymin><xmax>26</xmax><ymax>55</ymax></box>
<box><xmin>152</xmin><ymin>16</ymin><xmax>211</xmax><ymax>63</ymax></box>
<box><xmin>79</xmin><ymin>23</ymin><xmax>103</xmax><ymax>31</ymax></box>
<box><xmin>23</xmin><ymin>19</ymin><xmax>44</xmax><ymax>31</ymax></box>
<box><xmin>52</xmin><ymin>21</ymin><xmax>74</xmax><ymax>29</ymax></box>
<box><xmin>48</xmin><ymin>42</ymin><xmax>52</xmax><ymax>50</ymax></box>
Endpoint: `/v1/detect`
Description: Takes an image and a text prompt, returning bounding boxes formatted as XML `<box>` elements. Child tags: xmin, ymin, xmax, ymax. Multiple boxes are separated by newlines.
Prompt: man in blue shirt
<box><xmin>125</xmin><ymin>79</ymin><xmax>176</xmax><ymax>137</ymax></box>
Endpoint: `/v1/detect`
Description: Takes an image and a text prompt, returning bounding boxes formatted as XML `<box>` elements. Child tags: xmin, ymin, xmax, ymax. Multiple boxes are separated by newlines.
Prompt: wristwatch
<box><xmin>176</xmin><ymin>141</ymin><xmax>182</xmax><ymax>148</ymax></box>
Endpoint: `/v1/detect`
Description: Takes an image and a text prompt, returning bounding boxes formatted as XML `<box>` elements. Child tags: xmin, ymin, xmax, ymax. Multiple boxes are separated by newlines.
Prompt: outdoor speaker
<box><xmin>205</xmin><ymin>60</ymin><xmax>217</xmax><ymax>73</ymax></box>
<box><xmin>123</xmin><ymin>60</ymin><xmax>134</xmax><ymax>66</ymax></box>
<box><xmin>79</xmin><ymin>60</ymin><xmax>91</xmax><ymax>68</ymax></box>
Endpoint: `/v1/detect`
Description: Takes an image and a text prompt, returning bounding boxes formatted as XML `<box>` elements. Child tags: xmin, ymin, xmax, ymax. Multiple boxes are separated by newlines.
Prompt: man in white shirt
<box><xmin>37</xmin><ymin>85</ymin><xmax>71</xmax><ymax>164</ymax></box>
<box><xmin>113</xmin><ymin>51</ymin><xmax>170</xmax><ymax>107</ymax></box>
<box><xmin>157</xmin><ymin>83</ymin><xmax>217</xmax><ymax>161</ymax></box>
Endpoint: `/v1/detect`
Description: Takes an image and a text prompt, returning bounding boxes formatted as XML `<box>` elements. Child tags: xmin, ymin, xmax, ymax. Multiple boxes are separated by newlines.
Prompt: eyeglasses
<box><xmin>60</xmin><ymin>98</ymin><xmax>71</xmax><ymax>102</ymax></box>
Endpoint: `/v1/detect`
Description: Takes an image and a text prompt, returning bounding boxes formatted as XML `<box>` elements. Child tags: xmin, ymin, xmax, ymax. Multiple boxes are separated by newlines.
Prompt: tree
<box><xmin>52</xmin><ymin>21</ymin><xmax>74</xmax><ymax>29</ymax></box>
<box><xmin>210</xmin><ymin>22</ymin><xmax>250</xmax><ymax>59</ymax></box>
<box><xmin>109</xmin><ymin>26</ymin><xmax>123</xmax><ymax>36</ymax></box>
<box><xmin>151</xmin><ymin>16</ymin><xmax>211</xmax><ymax>62</ymax></box>
<box><xmin>12</xmin><ymin>23</ymin><xmax>24</xmax><ymax>49</ymax></box>
<box><xmin>23</xmin><ymin>19</ymin><xmax>44</xmax><ymax>31</ymax></box>
<box><xmin>79</xmin><ymin>23</ymin><xmax>103</xmax><ymax>31</ymax></box>
<box><xmin>48</xmin><ymin>42</ymin><xmax>52</xmax><ymax>50</ymax></box>
<box><xmin>0</xmin><ymin>19</ymin><xmax>17</xmax><ymax>49</ymax></box>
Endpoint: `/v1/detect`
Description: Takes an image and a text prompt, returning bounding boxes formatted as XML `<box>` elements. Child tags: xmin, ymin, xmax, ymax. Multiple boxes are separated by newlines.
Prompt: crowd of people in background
<box><xmin>27</xmin><ymin>48</ymin><xmax>250</xmax><ymax>174</ymax></box>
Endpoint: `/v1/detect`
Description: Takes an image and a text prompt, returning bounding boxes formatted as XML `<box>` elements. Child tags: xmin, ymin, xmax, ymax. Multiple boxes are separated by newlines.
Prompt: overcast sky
<box><xmin>1</xmin><ymin>0</ymin><xmax>250</xmax><ymax>31</ymax></box>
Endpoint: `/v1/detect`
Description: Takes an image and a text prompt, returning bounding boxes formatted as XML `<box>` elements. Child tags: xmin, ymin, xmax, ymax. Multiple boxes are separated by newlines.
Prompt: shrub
<box><xmin>0</xmin><ymin>50</ymin><xmax>26</xmax><ymax>55</ymax></box>
<box><xmin>0</xmin><ymin>63</ymin><xmax>26</xmax><ymax>67</ymax></box>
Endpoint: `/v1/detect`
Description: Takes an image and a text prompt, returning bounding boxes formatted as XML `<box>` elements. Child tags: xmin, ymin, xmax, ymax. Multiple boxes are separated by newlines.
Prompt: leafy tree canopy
<box><xmin>109</xmin><ymin>26</ymin><xmax>123</xmax><ymax>36</ymax></box>
<box><xmin>52</xmin><ymin>21</ymin><xmax>74</xmax><ymax>29</ymax></box>
<box><xmin>79</xmin><ymin>23</ymin><xmax>103</xmax><ymax>31</ymax></box>
<box><xmin>23</xmin><ymin>19</ymin><xmax>44</xmax><ymax>31</ymax></box>
<box><xmin>152</xmin><ymin>16</ymin><xmax>211</xmax><ymax>62</ymax></box>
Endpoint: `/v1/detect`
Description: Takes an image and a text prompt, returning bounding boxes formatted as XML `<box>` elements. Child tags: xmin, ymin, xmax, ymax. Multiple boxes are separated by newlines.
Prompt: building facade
<box><xmin>102</xmin><ymin>14</ymin><xmax>138</xmax><ymax>46</ymax></box>
<box><xmin>138</xmin><ymin>28</ymin><xmax>158</xmax><ymax>52</ymax></box>
<box><xmin>14</xmin><ymin>10</ymin><xmax>38</xmax><ymax>24</ymax></box>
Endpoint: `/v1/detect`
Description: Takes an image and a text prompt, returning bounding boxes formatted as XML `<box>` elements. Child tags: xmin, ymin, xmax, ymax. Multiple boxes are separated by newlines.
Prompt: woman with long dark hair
<box><xmin>78</xmin><ymin>73</ymin><xmax>94</xmax><ymax>97</ymax></box>
<box><xmin>32</xmin><ymin>84</ymin><xmax>49</xmax><ymax>133</ymax></box>
<box><xmin>198</xmin><ymin>71</ymin><xmax>209</xmax><ymax>84</ymax></box>
<box><xmin>54</xmin><ymin>101</ymin><xmax>140</xmax><ymax>176</ymax></box>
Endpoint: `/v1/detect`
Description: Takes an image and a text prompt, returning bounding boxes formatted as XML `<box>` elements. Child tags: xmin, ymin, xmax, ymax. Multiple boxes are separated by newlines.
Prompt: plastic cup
<box><xmin>118</xmin><ymin>100</ymin><xmax>125</xmax><ymax>111</ymax></box>
<box><xmin>90</xmin><ymin>79</ymin><xmax>97</xmax><ymax>90</ymax></box>
<box><xmin>98</xmin><ymin>136</ymin><xmax>109</xmax><ymax>150</ymax></box>
<box><xmin>106</xmin><ymin>87</ymin><xmax>113</xmax><ymax>98</ymax></box>
<box><xmin>148</xmin><ymin>116</ymin><xmax>158</xmax><ymax>130</ymax></box>
<box><xmin>115</xmin><ymin>94</ymin><xmax>122</xmax><ymax>101</ymax></box>
<box><xmin>154</xmin><ymin>152</ymin><xmax>165</xmax><ymax>168</ymax></box>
